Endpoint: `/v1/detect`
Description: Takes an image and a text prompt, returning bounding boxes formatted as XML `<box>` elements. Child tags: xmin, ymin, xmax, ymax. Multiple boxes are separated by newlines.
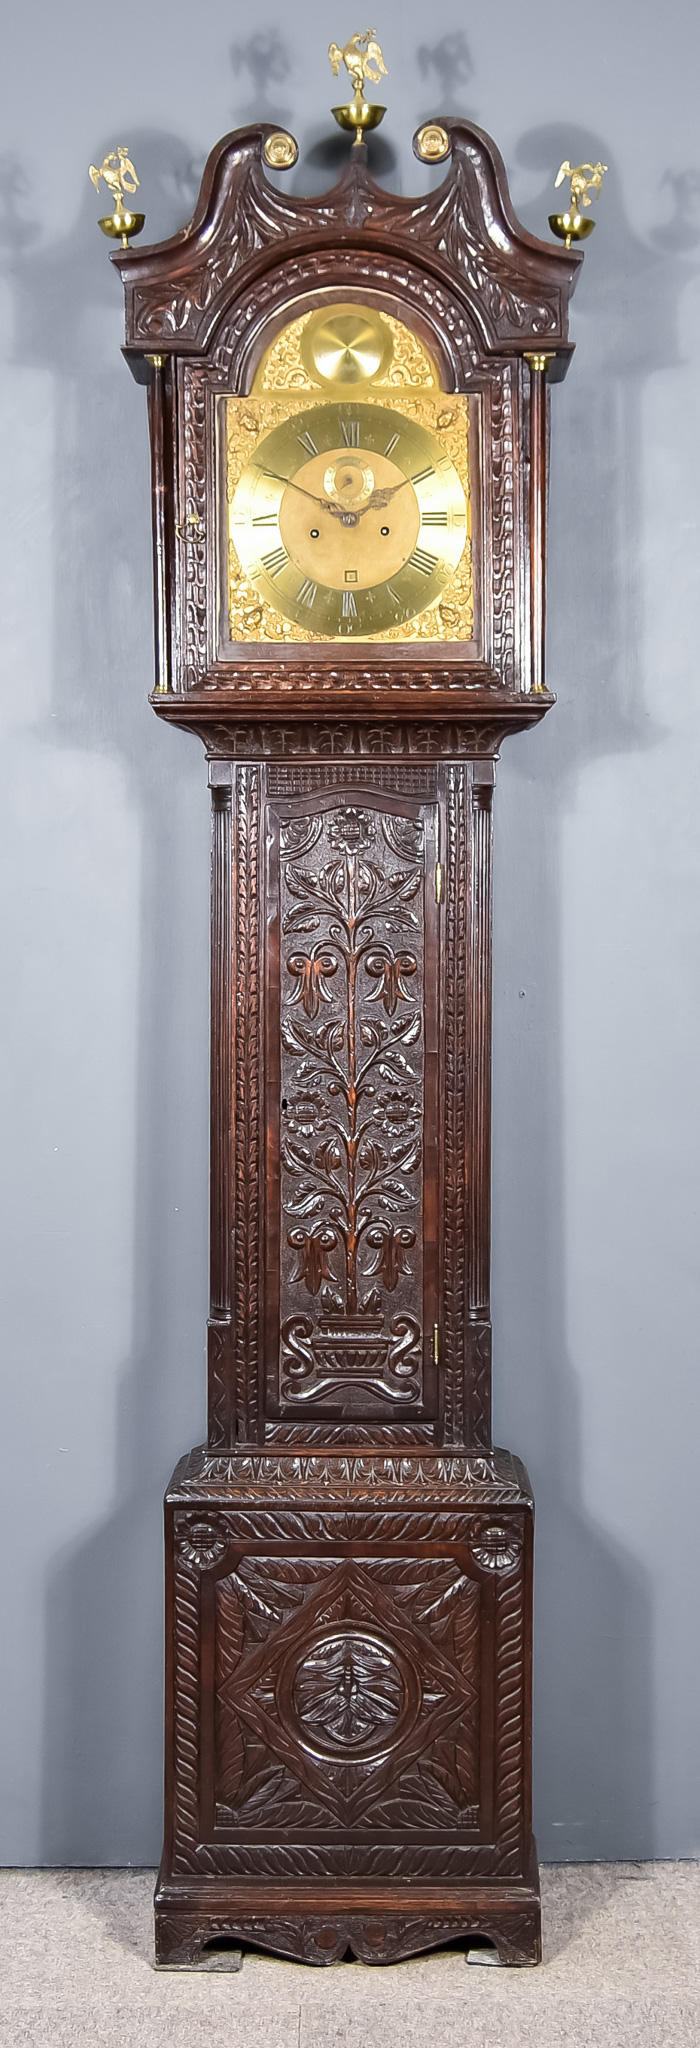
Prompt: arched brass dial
<box><xmin>230</xmin><ymin>402</ymin><xmax>468</xmax><ymax>638</ymax></box>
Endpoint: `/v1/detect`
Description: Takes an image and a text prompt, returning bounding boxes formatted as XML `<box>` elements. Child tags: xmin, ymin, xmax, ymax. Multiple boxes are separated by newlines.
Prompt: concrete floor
<box><xmin>0</xmin><ymin>1864</ymin><xmax>698</xmax><ymax>2046</ymax></box>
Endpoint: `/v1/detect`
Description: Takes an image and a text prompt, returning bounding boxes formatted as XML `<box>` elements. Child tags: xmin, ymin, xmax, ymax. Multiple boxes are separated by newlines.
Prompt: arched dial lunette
<box><xmin>230</xmin><ymin>402</ymin><xmax>469</xmax><ymax>638</ymax></box>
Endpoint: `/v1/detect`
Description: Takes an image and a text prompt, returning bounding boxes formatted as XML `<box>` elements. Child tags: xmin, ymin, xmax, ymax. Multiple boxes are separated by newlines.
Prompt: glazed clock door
<box><xmin>216</xmin><ymin>305</ymin><xmax>478</xmax><ymax>661</ymax></box>
<box><xmin>228</xmin><ymin>400</ymin><xmax>469</xmax><ymax>640</ymax></box>
<box><xmin>264</xmin><ymin>780</ymin><xmax>440</xmax><ymax>1423</ymax></box>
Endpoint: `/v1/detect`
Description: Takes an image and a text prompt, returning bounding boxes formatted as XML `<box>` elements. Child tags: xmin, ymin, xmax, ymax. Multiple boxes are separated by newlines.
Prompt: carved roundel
<box><xmin>279</xmin><ymin>1623</ymin><xmax>420</xmax><ymax>1761</ymax></box>
<box><xmin>178</xmin><ymin>1518</ymin><xmax>227</xmax><ymax>1570</ymax></box>
<box><xmin>469</xmin><ymin>1522</ymin><xmax>522</xmax><ymax>1572</ymax></box>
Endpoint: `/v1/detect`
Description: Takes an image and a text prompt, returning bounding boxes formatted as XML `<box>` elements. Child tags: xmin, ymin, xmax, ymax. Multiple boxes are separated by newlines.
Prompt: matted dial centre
<box><xmin>279</xmin><ymin>447</ymin><xmax>420</xmax><ymax>591</ymax></box>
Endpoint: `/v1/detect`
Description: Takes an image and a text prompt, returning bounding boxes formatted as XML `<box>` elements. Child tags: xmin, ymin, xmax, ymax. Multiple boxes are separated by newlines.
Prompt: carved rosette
<box><xmin>177</xmin><ymin>1518</ymin><xmax>227</xmax><ymax>1570</ymax></box>
<box><xmin>470</xmin><ymin>1521</ymin><xmax>523</xmax><ymax>1572</ymax></box>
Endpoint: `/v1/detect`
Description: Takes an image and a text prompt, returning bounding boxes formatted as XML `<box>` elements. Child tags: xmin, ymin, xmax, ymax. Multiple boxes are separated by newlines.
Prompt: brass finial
<box><xmin>549</xmin><ymin>159</ymin><xmax>607</xmax><ymax>248</ymax></box>
<box><xmin>328</xmin><ymin>30</ymin><xmax>387</xmax><ymax>148</ymax></box>
<box><xmin>89</xmin><ymin>147</ymin><xmax>145</xmax><ymax>247</ymax></box>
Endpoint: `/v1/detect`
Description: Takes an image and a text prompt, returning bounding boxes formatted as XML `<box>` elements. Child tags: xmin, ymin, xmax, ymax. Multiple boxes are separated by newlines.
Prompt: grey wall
<box><xmin>1</xmin><ymin>0</ymin><xmax>699</xmax><ymax>1866</ymax></box>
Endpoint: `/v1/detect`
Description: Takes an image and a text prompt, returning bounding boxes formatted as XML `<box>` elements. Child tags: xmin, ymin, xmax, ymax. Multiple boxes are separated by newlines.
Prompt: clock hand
<box><xmin>356</xmin><ymin>478</ymin><xmax>412</xmax><ymax>516</ymax></box>
<box><xmin>258</xmin><ymin>468</ymin><xmax>360</xmax><ymax>525</ymax></box>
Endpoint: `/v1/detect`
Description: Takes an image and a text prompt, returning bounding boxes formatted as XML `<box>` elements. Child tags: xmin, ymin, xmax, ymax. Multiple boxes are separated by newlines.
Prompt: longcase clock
<box><xmin>108</xmin><ymin>98</ymin><xmax>582</xmax><ymax>1968</ymax></box>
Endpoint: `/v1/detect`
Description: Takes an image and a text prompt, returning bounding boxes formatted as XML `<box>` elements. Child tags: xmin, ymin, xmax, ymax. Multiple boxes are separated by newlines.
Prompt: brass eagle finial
<box><xmin>550</xmin><ymin>159</ymin><xmax>607</xmax><ymax>247</ymax></box>
<box><xmin>555</xmin><ymin>160</ymin><xmax>607</xmax><ymax>212</ymax></box>
<box><xmin>328</xmin><ymin>29</ymin><xmax>387</xmax><ymax>95</ymax></box>
<box><xmin>88</xmin><ymin>146</ymin><xmax>145</xmax><ymax>246</ymax></box>
<box><xmin>328</xmin><ymin>30</ymin><xmax>388</xmax><ymax>148</ymax></box>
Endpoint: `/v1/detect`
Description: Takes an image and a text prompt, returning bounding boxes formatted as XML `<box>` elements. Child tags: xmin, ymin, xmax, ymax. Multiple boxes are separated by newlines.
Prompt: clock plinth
<box><xmin>155</xmin><ymin>1449</ymin><xmax>540</xmax><ymax>1968</ymax></box>
<box><xmin>108</xmin><ymin>115</ymin><xmax>583</xmax><ymax>1968</ymax></box>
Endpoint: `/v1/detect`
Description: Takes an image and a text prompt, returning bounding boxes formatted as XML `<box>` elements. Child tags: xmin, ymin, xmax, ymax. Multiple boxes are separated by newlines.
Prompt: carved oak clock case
<box><xmin>112</xmin><ymin>116</ymin><xmax>580</xmax><ymax>1968</ymax></box>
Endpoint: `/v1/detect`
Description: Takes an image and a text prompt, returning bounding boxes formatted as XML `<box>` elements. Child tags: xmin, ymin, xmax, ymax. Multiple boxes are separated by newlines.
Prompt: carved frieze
<box><xmin>185</xmin><ymin>714</ymin><xmax>550</xmax><ymax>759</ymax></box>
<box><xmin>155</xmin><ymin>1901</ymin><xmax>541</xmax><ymax>1968</ymax></box>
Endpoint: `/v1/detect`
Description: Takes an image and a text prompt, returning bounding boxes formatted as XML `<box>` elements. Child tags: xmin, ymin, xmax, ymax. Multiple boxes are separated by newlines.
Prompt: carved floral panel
<box><xmin>266</xmin><ymin>797</ymin><xmax>438</xmax><ymax>1417</ymax></box>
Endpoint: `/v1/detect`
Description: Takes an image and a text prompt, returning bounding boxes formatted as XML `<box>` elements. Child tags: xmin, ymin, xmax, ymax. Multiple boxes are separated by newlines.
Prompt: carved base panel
<box><xmin>159</xmin><ymin>1448</ymin><xmax>537</xmax><ymax>1966</ymax></box>
<box><xmin>154</xmin><ymin>1870</ymin><xmax>542</xmax><ymax>1967</ymax></box>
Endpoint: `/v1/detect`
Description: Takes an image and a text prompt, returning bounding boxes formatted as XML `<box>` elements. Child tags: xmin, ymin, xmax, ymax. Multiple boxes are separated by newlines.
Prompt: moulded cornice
<box><xmin>112</xmin><ymin>119</ymin><xmax>581</xmax><ymax>362</ymax></box>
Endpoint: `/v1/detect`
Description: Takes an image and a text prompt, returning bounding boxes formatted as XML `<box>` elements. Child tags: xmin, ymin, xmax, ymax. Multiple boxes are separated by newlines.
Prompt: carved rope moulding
<box><xmin>177</xmin><ymin>352</ymin><xmax>519</xmax><ymax>690</ymax></box>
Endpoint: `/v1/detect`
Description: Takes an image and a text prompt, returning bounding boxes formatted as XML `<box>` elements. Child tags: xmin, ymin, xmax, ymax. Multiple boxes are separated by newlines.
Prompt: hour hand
<box><xmin>358</xmin><ymin>479</ymin><xmax>410</xmax><ymax>515</ymax></box>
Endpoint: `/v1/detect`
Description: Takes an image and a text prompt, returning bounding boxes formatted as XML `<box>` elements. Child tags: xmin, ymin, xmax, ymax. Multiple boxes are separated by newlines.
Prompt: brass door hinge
<box><xmin>433</xmin><ymin>1323</ymin><xmax>439</xmax><ymax>1365</ymax></box>
<box><xmin>435</xmin><ymin>862</ymin><xmax>443</xmax><ymax>903</ymax></box>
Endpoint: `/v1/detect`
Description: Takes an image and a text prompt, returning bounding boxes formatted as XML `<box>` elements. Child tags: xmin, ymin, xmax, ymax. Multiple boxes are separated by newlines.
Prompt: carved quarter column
<box><xmin>525</xmin><ymin>353</ymin><xmax>554</xmax><ymax>695</ymax></box>
<box><xmin>443</xmin><ymin>763</ymin><xmax>468</xmax><ymax>1446</ymax></box>
<box><xmin>232</xmin><ymin>764</ymin><xmax>262</xmax><ymax>1444</ymax></box>
<box><xmin>146</xmin><ymin>354</ymin><xmax>171</xmax><ymax>696</ymax></box>
<box><xmin>467</xmin><ymin>760</ymin><xmax>495</xmax><ymax>1449</ymax></box>
<box><xmin>206</xmin><ymin>761</ymin><xmax>262</xmax><ymax>1448</ymax></box>
<box><xmin>207</xmin><ymin>767</ymin><xmax>233</xmax><ymax>1446</ymax></box>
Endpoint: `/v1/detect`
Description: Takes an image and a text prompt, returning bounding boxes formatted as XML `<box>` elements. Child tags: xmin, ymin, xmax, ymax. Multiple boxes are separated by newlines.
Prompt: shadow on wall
<box><xmin>492</xmin><ymin>123</ymin><xmax>700</xmax><ymax>1859</ymax></box>
<box><xmin>0</xmin><ymin>133</ymin><xmax>210</xmax><ymax>1864</ymax></box>
<box><xmin>416</xmin><ymin>31</ymin><xmax>475</xmax><ymax>107</ymax></box>
<box><xmin>229</xmin><ymin>29</ymin><xmax>294</xmax><ymax>132</ymax></box>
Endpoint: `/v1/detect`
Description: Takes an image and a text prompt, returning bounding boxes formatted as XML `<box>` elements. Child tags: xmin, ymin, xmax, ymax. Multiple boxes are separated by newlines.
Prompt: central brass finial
<box><xmin>328</xmin><ymin>29</ymin><xmax>388</xmax><ymax>148</ymax></box>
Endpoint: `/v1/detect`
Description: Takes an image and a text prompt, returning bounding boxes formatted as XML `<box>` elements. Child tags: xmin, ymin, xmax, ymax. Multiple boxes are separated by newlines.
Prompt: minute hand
<box><xmin>259</xmin><ymin>468</ymin><xmax>359</xmax><ymax>525</ymax></box>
